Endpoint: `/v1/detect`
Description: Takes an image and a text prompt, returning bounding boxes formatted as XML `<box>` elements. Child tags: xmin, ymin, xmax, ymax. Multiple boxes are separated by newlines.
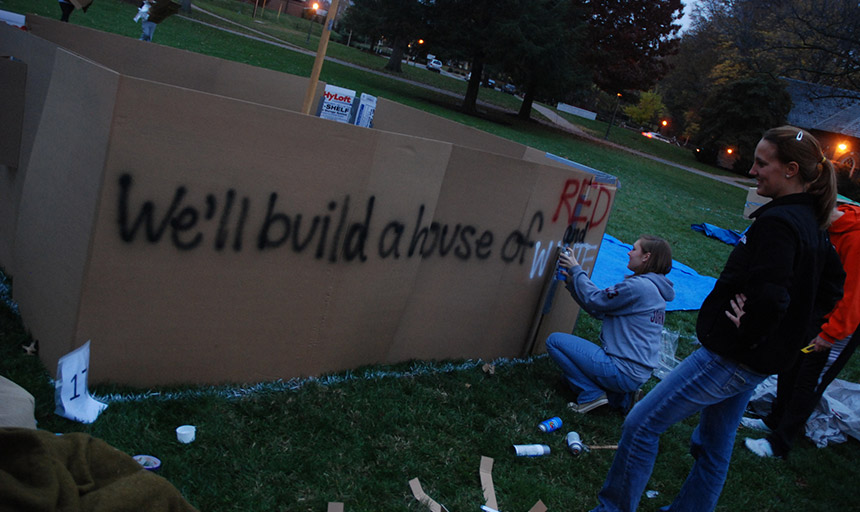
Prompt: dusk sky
<box><xmin>680</xmin><ymin>0</ymin><xmax>699</xmax><ymax>32</ymax></box>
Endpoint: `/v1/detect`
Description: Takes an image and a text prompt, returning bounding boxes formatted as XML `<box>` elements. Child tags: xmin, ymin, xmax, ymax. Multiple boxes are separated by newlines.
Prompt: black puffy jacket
<box><xmin>697</xmin><ymin>193</ymin><xmax>844</xmax><ymax>374</ymax></box>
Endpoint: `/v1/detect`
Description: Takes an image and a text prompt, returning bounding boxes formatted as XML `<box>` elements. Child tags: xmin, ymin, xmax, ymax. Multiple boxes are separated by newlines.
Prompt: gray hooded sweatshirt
<box><xmin>565</xmin><ymin>265</ymin><xmax>675</xmax><ymax>382</ymax></box>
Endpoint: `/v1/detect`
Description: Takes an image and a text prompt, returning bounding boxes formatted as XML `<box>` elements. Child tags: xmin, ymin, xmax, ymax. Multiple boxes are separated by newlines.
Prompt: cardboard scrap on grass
<box><xmin>409</xmin><ymin>478</ymin><xmax>444</xmax><ymax>512</ymax></box>
<box><xmin>480</xmin><ymin>456</ymin><xmax>498</xmax><ymax>511</ymax></box>
<box><xmin>410</xmin><ymin>456</ymin><xmax>546</xmax><ymax>512</ymax></box>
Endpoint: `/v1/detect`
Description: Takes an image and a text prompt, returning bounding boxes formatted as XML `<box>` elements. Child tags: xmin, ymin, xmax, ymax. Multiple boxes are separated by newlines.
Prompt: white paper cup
<box><xmin>176</xmin><ymin>425</ymin><xmax>196</xmax><ymax>443</ymax></box>
<box><xmin>133</xmin><ymin>454</ymin><xmax>162</xmax><ymax>471</ymax></box>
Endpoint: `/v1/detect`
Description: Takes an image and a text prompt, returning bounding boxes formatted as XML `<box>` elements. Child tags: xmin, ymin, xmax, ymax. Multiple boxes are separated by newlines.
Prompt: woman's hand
<box><xmin>808</xmin><ymin>335</ymin><xmax>833</xmax><ymax>352</ymax></box>
<box><xmin>558</xmin><ymin>249</ymin><xmax>578</xmax><ymax>269</ymax></box>
<box><xmin>724</xmin><ymin>293</ymin><xmax>747</xmax><ymax>327</ymax></box>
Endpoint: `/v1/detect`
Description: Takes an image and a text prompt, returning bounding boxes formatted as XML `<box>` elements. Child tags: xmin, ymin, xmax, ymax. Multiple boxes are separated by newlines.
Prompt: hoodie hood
<box><xmin>831</xmin><ymin>204</ymin><xmax>860</xmax><ymax>235</ymax></box>
<box><xmin>642</xmin><ymin>272</ymin><xmax>675</xmax><ymax>302</ymax></box>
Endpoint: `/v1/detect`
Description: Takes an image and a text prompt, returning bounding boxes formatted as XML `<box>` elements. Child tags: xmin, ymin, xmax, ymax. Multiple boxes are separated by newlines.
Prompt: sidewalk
<box><xmin>529</xmin><ymin>103</ymin><xmax>752</xmax><ymax>190</ymax></box>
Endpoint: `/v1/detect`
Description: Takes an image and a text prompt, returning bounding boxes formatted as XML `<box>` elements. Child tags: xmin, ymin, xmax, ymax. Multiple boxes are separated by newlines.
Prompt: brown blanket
<box><xmin>0</xmin><ymin>428</ymin><xmax>198</xmax><ymax>512</ymax></box>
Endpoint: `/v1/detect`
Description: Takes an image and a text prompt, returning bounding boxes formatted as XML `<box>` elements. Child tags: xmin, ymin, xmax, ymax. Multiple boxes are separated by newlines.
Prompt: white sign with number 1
<box><xmin>54</xmin><ymin>340</ymin><xmax>108</xmax><ymax>423</ymax></box>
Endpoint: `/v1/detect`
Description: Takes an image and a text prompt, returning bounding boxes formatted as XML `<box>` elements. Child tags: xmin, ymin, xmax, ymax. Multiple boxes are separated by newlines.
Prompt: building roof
<box><xmin>782</xmin><ymin>77</ymin><xmax>860</xmax><ymax>139</ymax></box>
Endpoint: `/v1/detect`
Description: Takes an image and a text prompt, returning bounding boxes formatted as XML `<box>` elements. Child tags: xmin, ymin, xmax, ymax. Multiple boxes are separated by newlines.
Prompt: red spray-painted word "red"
<box><xmin>551</xmin><ymin>178</ymin><xmax>612</xmax><ymax>227</ymax></box>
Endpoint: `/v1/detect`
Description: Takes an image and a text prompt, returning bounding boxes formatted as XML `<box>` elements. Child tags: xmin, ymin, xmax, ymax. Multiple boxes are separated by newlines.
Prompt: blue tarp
<box><xmin>690</xmin><ymin>223</ymin><xmax>744</xmax><ymax>245</ymax></box>
<box><xmin>590</xmin><ymin>234</ymin><xmax>717</xmax><ymax>312</ymax></box>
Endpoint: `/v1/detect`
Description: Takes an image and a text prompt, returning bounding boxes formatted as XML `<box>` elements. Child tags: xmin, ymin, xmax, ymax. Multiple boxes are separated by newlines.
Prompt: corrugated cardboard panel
<box><xmin>312</xmin><ymin>130</ymin><xmax>454</xmax><ymax>370</ymax></box>
<box><xmin>70</xmin><ymin>72</ymin><xmax>455</xmax><ymax>385</ymax></box>
<box><xmin>744</xmin><ymin>186</ymin><xmax>770</xmax><ymax>219</ymax></box>
<box><xmin>0</xmin><ymin>24</ymin><xmax>64</xmax><ymax>273</ymax></box>
<box><xmin>526</xmin><ymin>172</ymin><xmax>616</xmax><ymax>354</ymax></box>
<box><xmin>373</xmin><ymin>97</ymin><xmax>528</xmax><ymax>159</ymax></box>
<box><xmin>386</xmin><ymin>145</ymin><xmax>596</xmax><ymax>361</ymax></box>
<box><xmin>12</xmin><ymin>50</ymin><xmax>121</xmax><ymax>370</ymax></box>
<box><xmin>26</xmin><ymin>15</ymin><xmax>323</xmax><ymax>114</ymax></box>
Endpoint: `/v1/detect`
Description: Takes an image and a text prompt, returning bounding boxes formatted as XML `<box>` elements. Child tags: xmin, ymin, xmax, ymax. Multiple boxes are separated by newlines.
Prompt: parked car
<box><xmin>426</xmin><ymin>59</ymin><xmax>442</xmax><ymax>72</ymax></box>
<box><xmin>641</xmin><ymin>131</ymin><xmax>673</xmax><ymax>144</ymax></box>
<box><xmin>502</xmin><ymin>83</ymin><xmax>517</xmax><ymax>94</ymax></box>
<box><xmin>483</xmin><ymin>78</ymin><xmax>496</xmax><ymax>88</ymax></box>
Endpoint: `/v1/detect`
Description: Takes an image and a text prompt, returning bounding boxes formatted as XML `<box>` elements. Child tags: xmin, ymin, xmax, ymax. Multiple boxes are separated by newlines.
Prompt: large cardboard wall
<box><xmin>0</xmin><ymin>20</ymin><xmax>615</xmax><ymax>386</ymax></box>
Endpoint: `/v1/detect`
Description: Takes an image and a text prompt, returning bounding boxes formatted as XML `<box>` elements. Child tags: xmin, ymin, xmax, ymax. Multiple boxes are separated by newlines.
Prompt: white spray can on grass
<box><xmin>513</xmin><ymin>444</ymin><xmax>551</xmax><ymax>457</ymax></box>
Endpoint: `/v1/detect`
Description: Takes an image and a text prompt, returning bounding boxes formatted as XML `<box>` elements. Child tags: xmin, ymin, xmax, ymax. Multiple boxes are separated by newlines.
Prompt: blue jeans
<box><xmin>589</xmin><ymin>347</ymin><xmax>766</xmax><ymax>512</ymax></box>
<box><xmin>546</xmin><ymin>333</ymin><xmax>641</xmax><ymax>407</ymax></box>
<box><xmin>140</xmin><ymin>21</ymin><xmax>157</xmax><ymax>41</ymax></box>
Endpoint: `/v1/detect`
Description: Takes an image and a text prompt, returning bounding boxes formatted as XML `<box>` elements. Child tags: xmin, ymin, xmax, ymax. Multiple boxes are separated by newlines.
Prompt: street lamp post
<box><xmin>604</xmin><ymin>93</ymin><xmax>622</xmax><ymax>140</ymax></box>
<box><xmin>305</xmin><ymin>3</ymin><xmax>319</xmax><ymax>44</ymax></box>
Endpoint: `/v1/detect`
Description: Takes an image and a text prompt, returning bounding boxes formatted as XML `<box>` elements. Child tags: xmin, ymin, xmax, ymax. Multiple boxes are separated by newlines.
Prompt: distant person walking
<box><xmin>134</xmin><ymin>0</ymin><xmax>156</xmax><ymax>41</ymax></box>
<box><xmin>59</xmin><ymin>0</ymin><xmax>74</xmax><ymax>22</ymax></box>
<box><xmin>58</xmin><ymin>0</ymin><xmax>92</xmax><ymax>22</ymax></box>
<box><xmin>588</xmin><ymin>126</ymin><xmax>844</xmax><ymax>512</ymax></box>
<box><xmin>133</xmin><ymin>0</ymin><xmax>179</xmax><ymax>42</ymax></box>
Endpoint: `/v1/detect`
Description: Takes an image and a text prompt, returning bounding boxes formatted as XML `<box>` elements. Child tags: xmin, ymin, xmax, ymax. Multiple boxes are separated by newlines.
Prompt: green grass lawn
<box><xmin>1</xmin><ymin>0</ymin><xmax>858</xmax><ymax>510</ymax></box>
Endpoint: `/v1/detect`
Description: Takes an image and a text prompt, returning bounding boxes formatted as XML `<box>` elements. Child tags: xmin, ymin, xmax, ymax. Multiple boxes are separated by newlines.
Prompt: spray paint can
<box><xmin>538</xmin><ymin>416</ymin><xmax>562</xmax><ymax>432</ymax></box>
<box><xmin>555</xmin><ymin>246</ymin><xmax>571</xmax><ymax>281</ymax></box>
<box><xmin>513</xmin><ymin>444</ymin><xmax>551</xmax><ymax>457</ymax></box>
<box><xmin>566</xmin><ymin>431</ymin><xmax>585</xmax><ymax>455</ymax></box>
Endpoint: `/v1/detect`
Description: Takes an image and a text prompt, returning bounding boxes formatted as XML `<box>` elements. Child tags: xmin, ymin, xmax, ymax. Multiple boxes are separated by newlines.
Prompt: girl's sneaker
<box><xmin>744</xmin><ymin>437</ymin><xmax>775</xmax><ymax>458</ymax></box>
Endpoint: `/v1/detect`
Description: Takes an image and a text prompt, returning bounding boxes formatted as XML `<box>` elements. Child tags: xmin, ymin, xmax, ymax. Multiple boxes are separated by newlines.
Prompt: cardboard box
<box><xmin>743</xmin><ymin>186</ymin><xmax>770</xmax><ymax>219</ymax></box>
<box><xmin>2</xmin><ymin>19</ymin><xmax>616</xmax><ymax>386</ymax></box>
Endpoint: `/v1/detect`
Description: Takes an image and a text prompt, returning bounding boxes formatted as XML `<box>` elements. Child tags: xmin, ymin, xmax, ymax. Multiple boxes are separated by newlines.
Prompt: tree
<box><xmin>426</xmin><ymin>0</ymin><xmax>518</xmax><ymax>113</ymax></box>
<box><xmin>623</xmin><ymin>91</ymin><xmax>666</xmax><ymax>128</ymax></box>
<box><xmin>340</xmin><ymin>0</ymin><xmax>427</xmax><ymax>73</ymax></box>
<box><xmin>657</xmin><ymin>18</ymin><xmax>744</xmax><ymax>138</ymax></box>
<box><xmin>692</xmin><ymin>76</ymin><xmax>792</xmax><ymax>173</ymax></box>
<box><xmin>494</xmin><ymin>0</ymin><xmax>589</xmax><ymax>119</ymax></box>
<box><xmin>584</xmin><ymin>0</ymin><xmax>684</xmax><ymax>94</ymax></box>
<box><xmin>340</xmin><ymin>0</ymin><xmax>384</xmax><ymax>52</ymax></box>
<box><xmin>697</xmin><ymin>0</ymin><xmax>860</xmax><ymax>95</ymax></box>
<box><xmin>424</xmin><ymin>0</ymin><xmax>683</xmax><ymax>116</ymax></box>
<box><xmin>660</xmin><ymin>0</ymin><xmax>860</xmax><ymax>145</ymax></box>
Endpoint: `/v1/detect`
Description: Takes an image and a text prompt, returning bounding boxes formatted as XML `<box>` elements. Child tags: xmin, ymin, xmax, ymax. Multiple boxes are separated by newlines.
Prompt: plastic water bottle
<box><xmin>566</xmin><ymin>431</ymin><xmax>585</xmax><ymax>455</ymax></box>
<box><xmin>513</xmin><ymin>444</ymin><xmax>551</xmax><ymax>457</ymax></box>
<box><xmin>538</xmin><ymin>416</ymin><xmax>562</xmax><ymax>432</ymax></box>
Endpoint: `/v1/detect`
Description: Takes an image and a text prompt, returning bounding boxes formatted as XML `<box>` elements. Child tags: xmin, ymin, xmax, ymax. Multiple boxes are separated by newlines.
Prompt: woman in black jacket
<box><xmin>588</xmin><ymin>126</ymin><xmax>844</xmax><ymax>512</ymax></box>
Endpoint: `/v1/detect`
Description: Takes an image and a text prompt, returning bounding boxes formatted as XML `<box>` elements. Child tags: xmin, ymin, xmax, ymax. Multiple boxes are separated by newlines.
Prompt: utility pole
<box><xmin>603</xmin><ymin>93</ymin><xmax>622</xmax><ymax>140</ymax></box>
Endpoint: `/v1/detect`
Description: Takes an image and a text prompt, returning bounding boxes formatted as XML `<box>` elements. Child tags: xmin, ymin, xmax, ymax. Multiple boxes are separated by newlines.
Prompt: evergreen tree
<box><xmin>427</xmin><ymin>0</ymin><xmax>516</xmax><ymax>113</ymax></box>
<box><xmin>340</xmin><ymin>0</ymin><xmax>427</xmax><ymax>73</ymax></box>
<box><xmin>494</xmin><ymin>0</ymin><xmax>589</xmax><ymax>119</ymax></box>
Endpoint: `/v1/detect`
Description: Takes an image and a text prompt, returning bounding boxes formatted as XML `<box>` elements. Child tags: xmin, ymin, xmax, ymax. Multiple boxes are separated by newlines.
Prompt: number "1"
<box><xmin>70</xmin><ymin>368</ymin><xmax>87</xmax><ymax>401</ymax></box>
